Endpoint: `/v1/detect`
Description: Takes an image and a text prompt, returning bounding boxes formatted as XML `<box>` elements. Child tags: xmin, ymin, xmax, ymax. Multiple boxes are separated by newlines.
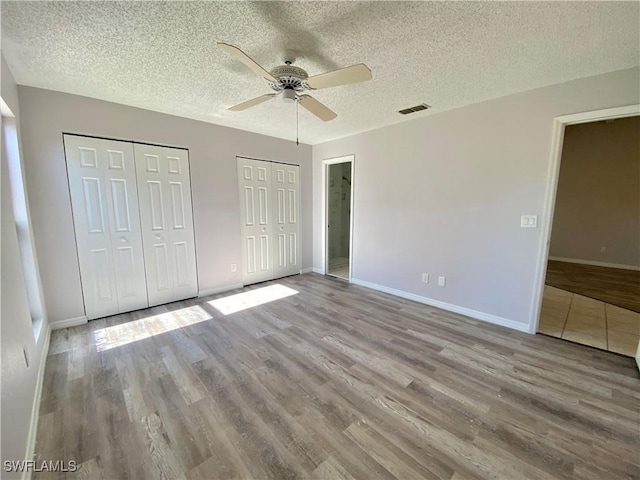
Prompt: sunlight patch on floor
<box><xmin>209</xmin><ymin>284</ymin><xmax>298</xmax><ymax>315</ymax></box>
<box><xmin>94</xmin><ymin>305</ymin><xmax>211</xmax><ymax>352</ymax></box>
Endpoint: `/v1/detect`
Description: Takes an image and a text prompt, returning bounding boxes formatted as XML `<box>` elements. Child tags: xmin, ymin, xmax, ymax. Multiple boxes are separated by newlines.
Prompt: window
<box><xmin>1</xmin><ymin>97</ymin><xmax>45</xmax><ymax>339</ymax></box>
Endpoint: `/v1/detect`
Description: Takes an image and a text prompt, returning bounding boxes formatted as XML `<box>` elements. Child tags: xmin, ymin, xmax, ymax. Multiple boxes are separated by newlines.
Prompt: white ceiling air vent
<box><xmin>398</xmin><ymin>103</ymin><xmax>431</xmax><ymax>115</ymax></box>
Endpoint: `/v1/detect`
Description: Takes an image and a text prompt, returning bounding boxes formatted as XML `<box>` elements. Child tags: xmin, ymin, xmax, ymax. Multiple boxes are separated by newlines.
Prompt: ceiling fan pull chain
<box><xmin>296</xmin><ymin>99</ymin><xmax>299</xmax><ymax>146</ymax></box>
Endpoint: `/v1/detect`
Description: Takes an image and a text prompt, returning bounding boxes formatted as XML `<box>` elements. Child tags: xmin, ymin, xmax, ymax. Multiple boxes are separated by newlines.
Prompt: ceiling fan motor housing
<box><xmin>269</xmin><ymin>65</ymin><xmax>309</xmax><ymax>93</ymax></box>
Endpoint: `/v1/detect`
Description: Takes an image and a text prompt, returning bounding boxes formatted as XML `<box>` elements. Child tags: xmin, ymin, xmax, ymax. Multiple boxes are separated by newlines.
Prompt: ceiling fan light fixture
<box><xmin>283</xmin><ymin>89</ymin><xmax>296</xmax><ymax>104</ymax></box>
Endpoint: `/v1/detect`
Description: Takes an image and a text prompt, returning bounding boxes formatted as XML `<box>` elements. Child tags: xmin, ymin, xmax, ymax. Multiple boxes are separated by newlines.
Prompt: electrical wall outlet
<box><xmin>421</xmin><ymin>273</ymin><xmax>429</xmax><ymax>284</ymax></box>
<box><xmin>231</xmin><ymin>263</ymin><xmax>237</xmax><ymax>272</ymax></box>
<box><xmin>438</xmin><ymin>276</ymin><xmax>446</xmax><ymax>287</ymax></box>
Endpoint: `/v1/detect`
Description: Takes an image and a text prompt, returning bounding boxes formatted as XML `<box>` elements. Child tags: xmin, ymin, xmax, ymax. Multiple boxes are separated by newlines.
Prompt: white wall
<box><xmin>550</xmin><ymin>117</ymin><xmax>639</xmax><ymax>268</ymax></box>
<box><xmin>17</xmin><ymin>86</ymin><xmax>313</xmax><ymax>325</ymax></box>
<box><xmin>1</xmin><ymin>54</ymin><xmax>50</xmax><ymax>478</ymax></box>
<box><xmin>312</xmin><ymin>67</ymin><xmax>640</xmax><ymax>331</ymax></box>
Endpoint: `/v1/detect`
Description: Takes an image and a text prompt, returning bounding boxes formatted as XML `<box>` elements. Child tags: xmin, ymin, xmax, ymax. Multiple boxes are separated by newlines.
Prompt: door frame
<box><xmin>322</xmin><ymin>155</ymin><xmax>355</xmax><ymax>281</ymax></box>
<box><xmin>529</xmin><ymin>104</ymin><xmax>640</xmax><ymax>334</ymax></box>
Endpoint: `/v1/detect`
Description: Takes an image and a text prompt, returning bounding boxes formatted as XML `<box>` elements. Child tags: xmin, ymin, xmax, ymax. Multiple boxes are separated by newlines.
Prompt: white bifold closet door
<box><xmin>134</xmin><ymin>144</ymin><xmax>198</xmax><ymax>306</ymax></box>
<box><xmin>64</xmin><ymin>135</ymin><xmax>149</xmax><ymax>319</ymax></box>
<box><xmin>237</xmin><ymin>157</ymin><xmax>300</xmax><ymax>285</ymax></box>
<box><xmin>65</xmin><ymin>135</ymin><xmax>198</xmax><ymax>320</ymax></box>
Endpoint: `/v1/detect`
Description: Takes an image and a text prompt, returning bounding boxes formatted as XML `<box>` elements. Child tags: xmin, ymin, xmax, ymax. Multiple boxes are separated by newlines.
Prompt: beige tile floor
<box><xmin>539</xmin><ymin>285</ymin><xmax>640</xmax><ymax>357</ymax></box>
<box><xmin>328</xmin><ymin>256</ymin><xmax>350</xmax><ymax>280</ymax></box>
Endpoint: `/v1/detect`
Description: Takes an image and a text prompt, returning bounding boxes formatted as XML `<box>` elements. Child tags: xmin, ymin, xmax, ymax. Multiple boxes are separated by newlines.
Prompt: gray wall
<box><xmin>1</xmin><ymin>55</ymin><xmax>50</xmax><ymax>477</ymax></box>
<box><xmin>312</xmin><ymin>67</ymin><xmax>640</xmax><ymax>330</ymax></box>
<box><xmin>17</xmin><ymin>86</ymin><xmax>313</xmax><ymax>325</ymax></box>
<box><xmin>550</xmin><ymin>117</ymin><xmax>640</xmax><ymax>268</ymax></box>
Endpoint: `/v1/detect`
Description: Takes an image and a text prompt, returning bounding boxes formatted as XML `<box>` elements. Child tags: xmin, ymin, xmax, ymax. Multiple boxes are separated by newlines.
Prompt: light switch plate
<box><xmin>421</xmin><ymin>273</ymin><xmax>429</xmax><ymax>284</ymax></box>
<box><xmin>438</xmin><ymin>276</ymin><xmax>446</xmax><ymax>287</ymax></box>
<box><xmin>521</xmin><ymin>215</ymin><xmax>537</xmax><ymax>228</ymax></box>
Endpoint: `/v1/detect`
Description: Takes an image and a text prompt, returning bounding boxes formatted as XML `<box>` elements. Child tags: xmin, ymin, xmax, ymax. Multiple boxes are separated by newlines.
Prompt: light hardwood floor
<box><xmin>546</xmin><ymin>260</ymin><xmax>640</xmax><ymax>313</ymax></box>
<box><xmin>35</xmin><ymin>274</ymin><xmax>640</xmax><ymax>479</ymax></box>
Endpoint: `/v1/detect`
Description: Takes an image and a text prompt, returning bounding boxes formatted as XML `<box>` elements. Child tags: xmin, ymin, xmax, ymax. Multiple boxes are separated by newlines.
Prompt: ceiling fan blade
<box><xmin>228</xmin><ymin>94</ymin><xmax>277</xmax><ymax>111</ymax></box>
<box><xmin>306</xmin><ymin>64</ymin><xmax>372</xmax><ymax>90</ymax></box>
<box><xmin>298</xmin><ymin>95</ymin><xmax>337</xmax><ymax>122</ymax></box>
<box><xmin>218</xmin><ymin>42</ymin><xmax>276</xmax><ymax>82</ymax></box>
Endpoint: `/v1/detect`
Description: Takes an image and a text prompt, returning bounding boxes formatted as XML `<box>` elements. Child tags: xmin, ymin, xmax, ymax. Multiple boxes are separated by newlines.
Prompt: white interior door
<box><xmin>237</xmin><ymin>157</ymin><xmax>273</xmax><ymax>285</ymax></box>
<box><xmin>271</xmin><ymin>163</ymin><xmax>301</xmax><ymax>278</ymax></box>
<box><xmin>134</xmin><ymin>144</ymin><xmax>198</xmax><ymax>306</ymax></box>
<box><xmin>64</xmin><ymin>135</ymin><xmax>148</xmax><ymax>319</ymax></box>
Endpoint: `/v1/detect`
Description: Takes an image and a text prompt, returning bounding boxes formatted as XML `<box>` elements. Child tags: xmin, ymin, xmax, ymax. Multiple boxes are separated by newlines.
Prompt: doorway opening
<box><xmin>324</xmin><ymin>156</ymin><xmax>354</xmax><ymax>281</ymax></box>
<box><xmin>533</xmin><ymin>105</ymin><xmax>639</xmax><ymax>357</ymax></box>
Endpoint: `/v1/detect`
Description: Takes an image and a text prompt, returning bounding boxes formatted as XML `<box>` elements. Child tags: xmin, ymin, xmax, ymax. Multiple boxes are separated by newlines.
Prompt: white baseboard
<box><xmin>312</xmin><ymin>267</ymin><xmax>325</xmax><ymax>274</ymax></box>
<box><xmin>49</xmin><ymin>315</ymin><xmax>87</xmax><ymax>330</ymax></box>
<box><xmin>350</xmin><ymin>278</ymin><xmax>530</xmax><ymax>334</ymax></box>
<box><xmin>24</xmin><ymin>323</ymin><xmax>51</xmax><ymax>479</ymax></box>
<box><xmin>300</xmin><ymin>267</ymin><xmax>313</xmax><ymax>274</ymax></box>
<box><xmin>198</xmin><ymin>283</ymin><xmax>244</xmax><ymax>298</ymax></box>
<box><xmin>548</xmin><ymin>256</ymin><xmax>640</xmax><ymax>271</ymax></box>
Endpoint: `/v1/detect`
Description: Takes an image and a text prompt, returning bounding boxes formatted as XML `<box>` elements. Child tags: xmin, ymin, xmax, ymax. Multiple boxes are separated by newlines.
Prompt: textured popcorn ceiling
<box><xmin>1</xmin><ymin>1</ymin><xmax>638</xmax><ymax>144</ymax></box>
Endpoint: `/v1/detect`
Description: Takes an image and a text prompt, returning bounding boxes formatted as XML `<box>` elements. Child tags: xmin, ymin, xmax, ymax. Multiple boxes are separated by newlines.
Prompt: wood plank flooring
<box><xmin>546</xmin><ymin>260</ymin><xmax>640</xmax><ymax>313</ymax></box>
<box><xmin>35</xmin><ymin>274</ymin><xmax>640</xmax><ymax>479</ymax></box>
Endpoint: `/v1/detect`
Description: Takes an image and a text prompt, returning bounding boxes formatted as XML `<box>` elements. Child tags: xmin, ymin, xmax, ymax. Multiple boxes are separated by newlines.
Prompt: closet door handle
<box><xmin>120</xmin><ymin>237</ymin><xmax>127</xmax><ymax>243</ymax></box>
<box><xmin>154</xmin><ymin>233</ymin><xmax>163</xmax><ymax>240</ymax></box>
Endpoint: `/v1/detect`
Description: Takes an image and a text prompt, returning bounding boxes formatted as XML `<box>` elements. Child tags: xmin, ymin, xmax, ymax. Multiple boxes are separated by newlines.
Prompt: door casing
<box><xmin>530</xmin><ymin>104</ymin><xmax>640</xmax><ymax>334</ymax></box>
<box><xmin>322</xmin><ymin>155</ymin><xmax>355</xmax><ymax>281</ymax></box>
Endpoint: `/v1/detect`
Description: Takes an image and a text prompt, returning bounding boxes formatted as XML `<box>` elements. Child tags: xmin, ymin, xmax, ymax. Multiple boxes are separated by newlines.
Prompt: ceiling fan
<box><xmin>219</xmin><ymin>42</ymin><xmax>372</xmax><ymax>122</ymax></box>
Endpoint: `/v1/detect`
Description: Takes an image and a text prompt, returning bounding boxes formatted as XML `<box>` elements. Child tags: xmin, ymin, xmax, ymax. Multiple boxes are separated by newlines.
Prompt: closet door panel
<box><xmin>271</xmin><ymin>163</ymin><xmax>301</xmax><ymax>279</ymax></box>
<box><xmin>163</xmin><ymin>149</ymin><xmax>197</xmax><ymax>301</ymax></box>
<box><xmin>135</xmin><ymin>144</ymin><xmax>197</xmax><ymax>306</ymax></box>
<box><xmin>64</xmin><ymin>135</ymin><xmax>148</xmax><ymax>319</ymax></box>
<box><xmin>237</xmin><ymin>157</ymin><xmax>273</xmax><ymax>285</ymax></box>
<box><xmin>103</xmin><ymin>145</ymin><xmax>149</xmax><ymax>314</ymax></box>
<box><xmin>68</xmin><ymin>148</ymin><xmax>118</xmax><ymax>319</ymax></box>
